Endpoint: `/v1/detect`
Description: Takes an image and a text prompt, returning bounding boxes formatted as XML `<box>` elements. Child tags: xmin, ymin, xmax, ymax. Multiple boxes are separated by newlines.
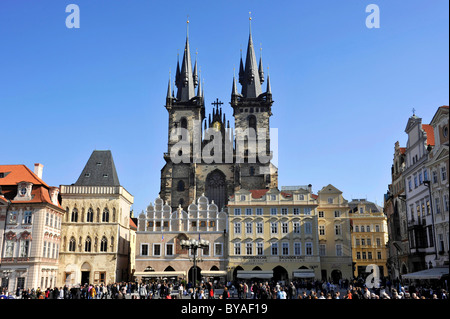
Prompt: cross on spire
<box><xmin>412</xmin><ymin>107</ymin><xmax>416</xmax><ymax>115</ymax></box>
<box><xmin>211</xmin><ymin>98</ymin><xmax>223</xmax><ymax>108</ymax></box>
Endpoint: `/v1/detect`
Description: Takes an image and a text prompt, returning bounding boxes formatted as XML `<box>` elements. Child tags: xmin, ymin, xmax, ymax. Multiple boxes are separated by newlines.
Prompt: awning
<box><xmin>236</xmin><ymin>270</ymin><xmax>273</xmax><ymax>279</ymax></box>
<box><xmin>201</xmin><ymin>270</ymin><xmax>227</xmax><ymax>277</ymax></box>
<box><xmin>292</xmin><ymin>271</ymin><xmax>315</xmax><ymax>278</ymax></box>
<box><xmin>134</xmin><ymin>271</ymin><xmax>186</xmax><ymax>278</ymax></box>
<box><xmin>402</xmin><ymin>268</ymin><xmax>448</xmax><ymax>280</ymax></box>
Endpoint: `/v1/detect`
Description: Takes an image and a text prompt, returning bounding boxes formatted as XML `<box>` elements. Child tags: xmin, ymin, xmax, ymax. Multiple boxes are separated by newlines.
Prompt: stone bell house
<box><xmin>0</xmin><ymin>163</ymin><xmax>65</xmax><ymax>292</ymax></box>
<box><xmin>58</xmin><ymin>150</ymin><xmax>135</xmax><ymax>286</ymax></box>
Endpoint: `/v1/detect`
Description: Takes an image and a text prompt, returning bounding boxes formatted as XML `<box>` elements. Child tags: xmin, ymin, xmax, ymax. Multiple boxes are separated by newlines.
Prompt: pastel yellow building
<box><xmin>349</xmin><ymin>199</ymin><xmax>389</xmax><ymax>278</ymax></box>
<box><xmin>227</xmin><ymin>187</ymin><xmax>321</xmax><ymax>283</ymax></box>
<box><xmin>316</xmin><ymin>185</ymin><xmax>353</xmax><ymax>282</ymax></box>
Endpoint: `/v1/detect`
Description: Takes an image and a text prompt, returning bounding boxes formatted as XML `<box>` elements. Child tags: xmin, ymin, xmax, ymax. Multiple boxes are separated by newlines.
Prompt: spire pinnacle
<box><xmin>241</xmin><ymin>14</ymin><xmax>262</xmax><ymax>98</ymax></box>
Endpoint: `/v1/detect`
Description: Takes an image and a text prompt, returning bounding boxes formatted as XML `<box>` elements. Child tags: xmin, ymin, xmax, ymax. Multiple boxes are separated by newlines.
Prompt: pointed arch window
<box><xmin>71</xmin><ymin>208</ymin><xmax>78</xmax><ymax>222</ymax></box>
<box><xmin>180</xmin><ymin>117</ymin><xmax>188</xmax><ymax>129</ymax></box>
<box><xmin>102</xmin><ymin>208</ymin><xmax>110</xmax><ymax>222</ymax></box>
<box><xmin>177</xmin><ymin>180</ymin><xmax>185</xmax><ymax>192</ymax></box>
<box><xmin>248</xmin><ymin>115</ymin><xmax>257</xmax><ymax>131</ymax></box>
<box><xmin>86</xmin><ymin>208</ymin><xmax>94</xmax><ymax>222</ymax></box>
<box><xmin>69</xmin><ymin>237</ymin><xmax>76</xmax><ymax>252</ymax></box>
<box><xmin>100</xmin><ymin>236</ymin><xmax>108</xmax><ymax>252</ymax></box>
<box><xmin>85</xmin><ymin>237</ymin><xmax>92</xmax><ymax>252</ymax></box>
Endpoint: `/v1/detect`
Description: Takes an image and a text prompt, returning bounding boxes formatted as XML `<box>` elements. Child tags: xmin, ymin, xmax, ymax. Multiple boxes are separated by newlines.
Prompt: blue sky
<box><xmin>0</xmin><ymin>0</ymin><xmax>448</xmax><ymax>214</ymax></box>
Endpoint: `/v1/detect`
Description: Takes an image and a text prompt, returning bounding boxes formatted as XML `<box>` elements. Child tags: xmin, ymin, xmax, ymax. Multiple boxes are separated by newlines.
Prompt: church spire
<box><xmin>176</xmin><ymin>19</ymin><xmax>196</xmax><ymax>102</ymax></box>
<box><xmin>241</xmin><ymin>14</ymin><xmax>262</xmax><ymax>98</ymax></box>
<box><xmin>258</xmin><ymin>46</ymin><xmax>264</xmax><ymax>84</ymax></box>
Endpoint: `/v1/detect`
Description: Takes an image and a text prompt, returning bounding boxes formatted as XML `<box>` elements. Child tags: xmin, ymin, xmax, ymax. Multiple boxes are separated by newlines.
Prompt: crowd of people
<box><xmin>1</xmin><ymin>277</ymin><xmax>448</xmax><ymax>300</ymax></box>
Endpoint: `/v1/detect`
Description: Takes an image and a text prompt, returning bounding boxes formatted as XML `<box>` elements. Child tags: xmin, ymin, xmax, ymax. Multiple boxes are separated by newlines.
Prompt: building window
<box><xmin>435</xmin><ymin>198</ymin><xmax>441</xmax><ymax>214</ymax></box>
<box><xmin>319</xmin><ymin>225</ymin><xmax>325</xmax><ymax>235</ymax></box>
<box><xmin>270</xmin><ymin>195</ymin><xmax>277</xmax><ymax>201</ymax></box>
<box><xmin>19</xmin><ymin>240</ymin><xmax>30</xmax><ymax>258</ymax></box>
<box><xmin>438</xmin><ymin>234</ymin><xmax>445</xmax><ymax>253</ymax></box>
<box><xmin>368</xmin><ymin>252</ymin><xmax>373</xmax><ymax>260</ymax></box>
<box><xmin>356</xmin><ymin>252</ymin><xmax>361</xmax><ymax>260</ymax></box>
<box><xmin>305</xmin><ymin>222</ymin><xmax>312</xmax><ymax>234</ymax></box>
<box><xmin>282</xmin><ymin>222</ymin><xmax>289</xmax><ymax>234</ymax></box>
<box><xmin>319</xmin><ymin>244</ymin><xmax>326</xmax><ymax>256</ymax></box>
<box><xmin>281</xmin><ymin>208</ymin><xmax>288</xmax><ymax>215</ymax></box>
<box><xmin>234</xmin><ymin>208</ymin><xmax>241</xmax><ymax>216</ymax></box>
<box><xmin>444</xmin><ymin>194</ymin><xmax>449</xmax><ymax>212</ymax></box>
<box><xmin>256</xmin><ymin>222</ymin><xmax>263</xmax><ymax>234</ymax></box>
<box><xmin>294</xmin><ymin>242</ymin><xmax>301</xmax><ymax>256</ymax></box>
<box><xmin>71</xmin><ymin>208</ymin><xmax>78</xmax><ymax>222</ymax></box>
<box><xmin>141</xmin><ymin>244</ymin><xmax>149</xmax><ymax>256</ymax></box>
<box><xmin>257</xmin><ymin>242</ymin><xmax>264</xmax><ymax>255</ymax></box>
<box><xmin>376</xmin><ymin>238</ymin><xmax>381</xmax><ymax>247</ymax></box>
<box><xmin>249</xmin><ymin>166</ymin><xmax>255</xmax><ymax>176</ymax></box>
<box><xmin>282</xmin><ymin>242</ymin><xmax>289</xmax><ymax>255</ymax></box>
<box><xmin>234</xmin><ymin>243</ymin><xmax>241</xmax><ymax>255</ymax></box>
<box><xmin>246</xmin><ymin>222</ymin><xmax>253</xmax><ymax>234</ymax></box>
<box><xmin>270</xmin><ymin>208</ymin><xmax>277</xmax><ymax>215</ymax></box>
<box><xmin>293</xmin><ymin>208</ymin><xmax>300</xmax><ymax>215</ymax></box>
<box><xmin>355</xmin><ymin>226</ymin><xmax>359</xmax><ymax>232</ymax></box>
<box><xmin>203</xmin><ymin>244</ymin><xmax>210</xmax><ymax>256</ymax></box>
<box><xmin>69</xmin><ymin>237</ymin><xmax>76</xmax><ymax>252</ymax></box>
<box><xmin>102</xmin><ymin>208</ymin><xmax>109</xmax><ymax>222</ymax></box>
<box><xmin>85</xmin><ymin>237</ymin><xmax>92</xmax><ymax>252</ymax></box>
<box><xmin>177</xmin><ymin>180</ymin><xmax>185</xmax><ymax>192</ymax></box>
<box><xmin>293</xmin><ymin>222</ymin><xmax>301</xmax><ymax>234</ymax></box>
<box><xmin>355</xmin><ymin>239</ymin><xmax>360</xmax><ymax>246</ymax></box>
<box><xmin>328</xmin><ymin>197</ymin><xmax>333</xmax><ymax>204</ymax></box>
<box><xmin>271</xmin><ymin>243</ymin><xmax>278</xmax><ymax>255</ymax></box>
<box><xmin>245</xmin><ymin>208</ymin><xmax>252</xmax><ymax>216</ymax></box>
<box><xmin>318</xmin><ymin>211</ymin><xmax>324</xmax><ymax>218</ymax></box>
<box><xmin>86</xmin><ymin>208</ymin><xmax>94</xmax><ymax>223</ymax></box>
<box><xmin>215</xmin><ymin>243</ymin><xmax>223</xmax><ymax>256</ymax></box>
<box><xmin>424</xmin><ymin>169</ymin><xmax>428</xmax><ymax>181</ymax></box>
<box><xmin>153</xmin><ymin>244</ymin><xmax>161</xmax><ymax>256</ymax></box>
<box><xmin>256</xmin><ymin>208</ymin><xmax>263</xmax><ymax>215</ymax></box>
<box><xmin>432</xmin><ymin>171</ymin><xmax>438</xmax><ymax>184</ymax></box>
<box><xmin>304</xmin><ymin>208</ymin><xmax>312</xmax><ymax>215</ymax></box>
<box><xmin>43</xmin><ymin>242</ymin><xmax>47</xmax><ymax>258</ymax></box>
<box><xmin>441</xmin><ymin>166</ymin><xmax>447</xmax><ymax>181</ymax></box>
<box><xmin>336</xmin><ymin>244</ymin><xmax>343</xmax><ymax>256</ymax></box>
<box><xmin>271</xmin><ymin>222</ymin><xmax>278</xmax><ymax>234</ymax></box>
<box><xmin>360</xmin><ymin>207</ymin><xmax>364</xmax><ymax>214</ymax></box>
<box><xmin>246</xmin><ymin>243</ymin><xmax>253</xmax><ymax>255</ymax></box>
<box><xmin>414</xmin><ymin>174</ymin><xmax>418</xmax><ymax>188</ymax></box>
<box><xmin>100</xmin><ymin>237</ymin><xmax>108</xmax><ymax>252</ymax></box>
<box><xmin>305</xmin><ymin>242</ymin><xmax>313</xmax><ymax>256</ymax></box>
<box><xmin>240</xmin><ymin>195</ymin><xmax>246</xmax><ymax>201</ymax></box>
<box><xmin>362</xmin><ymin>252</ymin><xmax>367</xmax><ymax>260</ymax></box>
<box><xmin>377</xmin><ymin>251</ymin><xmax>382</xmax><ymax>259</ymax></box>
<box><xmin>334</xmin><ymin>210</ymin><xmax>341</xmax><ymax>218</ymax></box>
<box><xmin>23</xmin><ymin>211</ymin><xmax>32</xmax><ymax>224</ymax></box>
<box><xmin>335</xmin><ymin>224</ymin><xmax>342</xmax><ymax>235</ymax></box>
<box><xmin>234</xmin><ymin>222</ymin><xmax>241</xmax><ymax>234</ymax></box>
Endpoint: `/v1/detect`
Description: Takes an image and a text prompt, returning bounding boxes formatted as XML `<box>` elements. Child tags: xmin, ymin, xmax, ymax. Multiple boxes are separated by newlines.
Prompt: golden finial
<box><xmin>249</xmin><ymin>11</ymin><xmax>252</xmax><ymax>20</ymax></box>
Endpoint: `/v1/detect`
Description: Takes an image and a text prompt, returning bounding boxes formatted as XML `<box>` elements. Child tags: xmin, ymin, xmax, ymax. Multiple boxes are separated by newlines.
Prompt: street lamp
<box><xmin>181</xmin><ymin>238</ymin><xmax>210</xmax><ymax>291</ymax></box>
<box><xmin>423</xmin><ymin>180</ymin><xmax>438</xmax><ymax>261</ymax></box>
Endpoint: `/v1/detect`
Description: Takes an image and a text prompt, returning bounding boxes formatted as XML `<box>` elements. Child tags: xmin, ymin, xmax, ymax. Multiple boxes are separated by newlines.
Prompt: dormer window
<box><xmin>14</xmin><ymin>182</ymin><xmax>33</xmax><ymax>201</ymax></box>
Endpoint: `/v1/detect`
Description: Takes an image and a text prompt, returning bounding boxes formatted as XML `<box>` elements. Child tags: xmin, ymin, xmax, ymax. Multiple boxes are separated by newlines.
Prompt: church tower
<box><xmin>161</xmin><ymin>20</ymin><xmax>205</xmax><ymax>210</ymax></box>
<box><xmin>231</xmin><ymin>17</ymin><xmax>277</xmax><ymax>191</ymax></box>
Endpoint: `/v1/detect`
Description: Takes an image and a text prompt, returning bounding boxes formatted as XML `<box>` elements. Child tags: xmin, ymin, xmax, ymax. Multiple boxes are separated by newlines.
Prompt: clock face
<box><xmin>213</xmin><ymin>121</ymin><xmax>221</xmax><ymax>131</ymax></box>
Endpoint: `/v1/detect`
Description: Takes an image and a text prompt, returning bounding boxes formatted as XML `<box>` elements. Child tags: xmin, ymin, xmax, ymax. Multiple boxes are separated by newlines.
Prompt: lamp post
<box><xmin>423</xmin><ymin>180</ymin><xmax>438</xmax><ymax>261</ymax></box>
<box><xmin>181</xmin><ymin>238</ymin><xmax>210</xmax><ymax>292</ymax></box>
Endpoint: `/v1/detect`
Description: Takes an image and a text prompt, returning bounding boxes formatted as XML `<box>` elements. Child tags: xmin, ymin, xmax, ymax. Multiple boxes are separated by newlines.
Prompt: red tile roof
<box><xmin>0</xmin><ymin>164</ymin><xmax>61</xmax><ymax>208</ymax></box>
<box><xmin>399</xmin><ymin>147</ymin><xmax>406</xmax><ymax>155</ymax></box>
<box><xmin>422</xmin><ymin>124</ymin><xmax>435</xmax><ymax>146</ymax></box>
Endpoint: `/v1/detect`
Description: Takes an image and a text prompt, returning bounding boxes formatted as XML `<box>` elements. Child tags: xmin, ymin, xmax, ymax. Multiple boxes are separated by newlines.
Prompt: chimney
<box><xmin>34</xmin><ymin>163</ymin><xmax>44</xmax><ymax>179</ymax></box>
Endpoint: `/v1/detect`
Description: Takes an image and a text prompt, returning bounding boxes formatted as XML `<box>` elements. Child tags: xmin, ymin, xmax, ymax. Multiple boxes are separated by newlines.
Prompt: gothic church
<box><xmin>160</xmin><ymin>21</ymin><xmax>278</xmax><ymax>212</ymax></box>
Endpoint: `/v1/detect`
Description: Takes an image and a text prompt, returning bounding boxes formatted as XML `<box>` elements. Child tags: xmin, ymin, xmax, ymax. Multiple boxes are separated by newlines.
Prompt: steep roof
<box><xmin>422</xmin><ymin>124</ymin><xmax>435</xmax><ymax>146</ymax></box>
<box><xmin>75</xmin><ymin>150</ymin><xmax>120</xmax><ymax>186</ymax></box>
<box><xmin>0</xmin><ymin>164</ymin><xmax>61</xmax><ymax>208</ymax></box>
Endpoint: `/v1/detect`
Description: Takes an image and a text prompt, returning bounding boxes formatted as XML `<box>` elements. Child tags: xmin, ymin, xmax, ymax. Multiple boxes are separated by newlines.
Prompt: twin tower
<box><xmin>160</xmin><ymin>20</ymin><xmax>278</xmax><ymax>212</ymax></box>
